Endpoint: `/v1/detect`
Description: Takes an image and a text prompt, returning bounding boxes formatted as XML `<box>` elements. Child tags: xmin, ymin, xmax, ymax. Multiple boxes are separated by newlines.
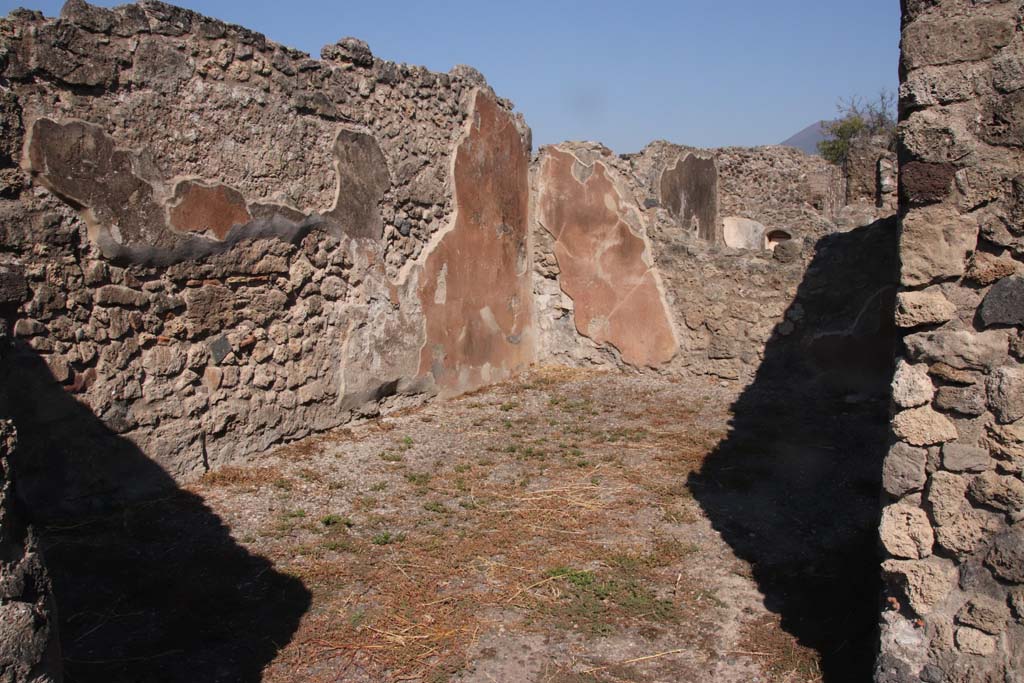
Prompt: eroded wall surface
<box><xmin>417</xmin><ymin>91</ymin><xmax>534</xmax><ymax>395</ymax></box>
<box><xmin>847</xmin><ymin>137</ymin><xmax>898</xmax><ymax>211</ymax></box>
<box><xmin>0</xmin><ymin>1</ymin><xmax>976</xmax><ymax>678</ymax></box>
<box><xmin>534</xmin><ymin>145</ymin><xmax>677</xmax><ymax>368</ymax></box>
<box><xmin>0</xmin><ymin>1</ymin><xmax>533</xmax><ymax>513</ymax></box>
<box><xmin>532</xmin><ymin>139</ymin><xmax>890</xmax><ymax>385</ymax></box>
<box><xmin>628</xmin><ymin>141</ymin><xmax>846</xmax><ymax>240</ymax></box>
<box><xmin>659</xmin><ymin>151</ymin><xmax>720</xmax><ymax>242</ymax></box>
<box><xmin>877</xmin><ymin>1</ymin><xmax>1024</xmax><ymax>680</ymax></box>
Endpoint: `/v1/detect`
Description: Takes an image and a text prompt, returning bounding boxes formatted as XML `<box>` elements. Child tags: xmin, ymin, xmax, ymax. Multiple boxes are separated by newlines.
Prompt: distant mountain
<box><xmin>780</xmin><ymin>120</ymin><xmax>831</xmax><ymax>155</ymax></box>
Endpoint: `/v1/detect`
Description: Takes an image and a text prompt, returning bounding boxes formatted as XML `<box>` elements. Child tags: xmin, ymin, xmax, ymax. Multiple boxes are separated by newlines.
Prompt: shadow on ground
<box><xmin>0</xmin><ymin>344</ymin><xmax>311</xmax><ymax>683</ymax></box>
<box><xmin>689</xmin><ymin>217</ymin><xmax>898</xmax><ymax>682</ymax></box>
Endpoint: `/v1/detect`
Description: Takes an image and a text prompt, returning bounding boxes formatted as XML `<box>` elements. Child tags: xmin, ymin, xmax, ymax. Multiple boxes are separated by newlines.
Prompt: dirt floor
<box><xmin>41</xmin><ymin>365</ymin><xmax>887</xmax><ymax>683</ymax></box>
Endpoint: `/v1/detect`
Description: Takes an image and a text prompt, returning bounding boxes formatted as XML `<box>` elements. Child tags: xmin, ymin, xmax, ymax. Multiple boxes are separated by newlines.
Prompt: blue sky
<box><xmin>3</xmin><ymin>0</ymin><xmax>900</xmax><ymax>152</ymax></box>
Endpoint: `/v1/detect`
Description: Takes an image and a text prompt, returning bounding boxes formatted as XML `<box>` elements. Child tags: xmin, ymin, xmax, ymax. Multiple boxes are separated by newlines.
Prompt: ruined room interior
<box><xmin>1</xmin><ymin>1</ymin><xmax>1022</xmax><ymax>682</ymax></box>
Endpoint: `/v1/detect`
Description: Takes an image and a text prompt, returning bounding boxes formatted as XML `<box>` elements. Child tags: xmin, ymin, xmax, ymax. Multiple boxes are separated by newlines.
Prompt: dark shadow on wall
<box><xmin>0</xmin><ymin>344</ymin><xmax>311</xmax><ymax>683</ymax></box>
<box><xmin>688</xmin><ymin>217</ymin><xmax>899</xmax><ymax>683</ymax></box>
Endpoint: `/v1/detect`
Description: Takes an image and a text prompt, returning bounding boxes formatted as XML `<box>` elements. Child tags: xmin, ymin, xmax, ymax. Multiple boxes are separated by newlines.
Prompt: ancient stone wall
<box><xmin>626</xmin><ymin>140</ymin><xmax>847</xmax><ymax>242</ymax></box>
<box><xmin>0</xmin><ymin>1</ymin><xmax>898</xmax><ymax>514</ymax></box>
<box><xmin>847</xmin><ymin>137</ymin><xmax>899</xmax><ymax>211</ymax></box>
<box><xmin>0</xmin><ymin>267</ymin><xmax>60</xmax><ymax>683</ymax></box>
<box><xmin>0</xmin><ymin>1</ymin><xmax>950</xmax><ymax>678</ymax></box>
<box><xmin>532</xmin><ymin>144</ymin><xmax>679</xmax><ymax>369</ymax></box>
<box><xmin>0</xmin><ymin>422</ymin><xmax>61</xmax><ymax>683</ymax></box>
<box><xmin>531</xmin><ymin>139</ymin><xmax>891</xmax><ymax>385</ymax></box>
<box><xmin>877</xmin><ymin>1</ymin><xmax>1024</xmax><ymax>680</ymax></box>
<box><xmin>0</xmin><ymin>0</ymin><xmax>532</xmax><ymax>513</ymax></box>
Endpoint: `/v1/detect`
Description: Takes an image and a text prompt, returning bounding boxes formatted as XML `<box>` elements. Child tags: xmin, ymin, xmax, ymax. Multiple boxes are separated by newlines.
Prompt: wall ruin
<box><xmin>531</xmin><ymin>138</ymin><xmax>892</xmax><ymax>384</ymax></box>
<box><xmin>876</xmin><ymin>1</ymin><xmax>1024</xmax><ymax>680</ymax></box>
<box><xmin>0</xmin><ymin>421</ymin><xmax>60</xmax><ymax>683</ymax></box>
<box><xmin>0</xmin><ymin>269</ymin><xmax>60</xmax><ymax>683</ymax></box>
<box><xmin>8</xmin><ymin>0</ymin><xmax>1020</xmax><ymax>680</ymax></box>
<box><xmin>0</xmin><ymin>1</ymin><xmax>535</xmax><ymax>515</ymax></box>
<box><xmin>533</xmin><ymin>145</ymin><xmax>678</xmax><ymax>368</ymax></box>
<box><xmin>0</xmin><ymin>0</ymin><xmax>886</xmax><ymax>517</ymax></box>
<box><xmin>417</xmin><ymin>91</ymin><xmax>534</xmax><ymax>396</ymax></box>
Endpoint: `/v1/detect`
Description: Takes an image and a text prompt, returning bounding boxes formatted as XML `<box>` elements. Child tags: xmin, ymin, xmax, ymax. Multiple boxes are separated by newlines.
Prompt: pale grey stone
<box><xmin>899</xmin><ymin>205</ymin><xmax>977</xmax><ymax>286</ymax></box>
<box><xmin>892</xmin><ymin>360</ymin><xmax>935</xmax><ymax>408</ymax></box>
<box><xmin>987</xmin><ymin>366</ymin><xmax>1024</xmax><ymax>424</ymax></box>
<box><xmin>895</xmin><ymin>290</ymin><xmax>958</xmax><ymax>328</ymax></box>
<box><xmin>885</xmin><ymin>442</ymin><xmax>929</xmax><ymax>497</ymax></box>
<box><xmin>880</xmin><ymin>504</ymin><xmax>935</xmax><ymax>559</ymax></box>
<box><xmin>955</xmin><ymin>626</ymin><xmax>997</xmax><ymax>656</ymax></box>
<box><xmin>893</xmin><ymin>406</ymin><xmax>958</xmax><ymax>446</ymax></box>
<box><xmin>905</xmin><ymin>330</ymin><xmax>1008</xmax><ymax>371</ymax></box>
<box><xmin>941</xmin><ymin>443</ymin><xmax>992</xmax><ymax>473</ymax></box>
<box><xmin>882</xmin><ymin>557</ymin><xmax>957</xmax><ymax>616</ymax></box>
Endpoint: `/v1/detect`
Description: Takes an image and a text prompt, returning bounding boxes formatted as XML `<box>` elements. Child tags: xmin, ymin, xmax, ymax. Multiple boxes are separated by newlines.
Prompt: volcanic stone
<box><xmin>980</xmin><ymin>276</ymin><xmax>1024</xmax><ymax>327</ymax></box>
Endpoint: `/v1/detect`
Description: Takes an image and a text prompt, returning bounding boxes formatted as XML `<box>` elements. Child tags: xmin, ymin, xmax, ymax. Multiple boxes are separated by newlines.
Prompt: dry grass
<box><xmin>266</xmin><ymin>466</ymin><xmax>636</xmax><ymax>679</ymax></box>
<box><xmin>738</xmin><ymin>614</ymin><xmax>823</xmax><ymax>683</ymax></box>
<box><xmin>185</xmin><ymin>367</ymin><xmax>814</xmax><ymax>681</ymax></box>
<box><xmin>200</xmin><ymin>464</ymin><xmax>290</xmax><ymax>490</ymax></box>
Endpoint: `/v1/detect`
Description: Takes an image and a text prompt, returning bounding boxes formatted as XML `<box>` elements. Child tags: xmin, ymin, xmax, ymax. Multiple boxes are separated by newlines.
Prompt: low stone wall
<box><xmin>877</xmin><ymin>0</ymin><xmax>1024</xmax><ymax>680</ymax></box>
<box><xmin>847</xmin><ymin>137</ymin><xmax>898</xmax><ymax>211</ymax></box>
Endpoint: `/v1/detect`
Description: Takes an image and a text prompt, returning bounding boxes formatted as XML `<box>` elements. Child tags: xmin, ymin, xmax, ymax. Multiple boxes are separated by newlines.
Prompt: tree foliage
<box><xmin>817</xmin><ymin>91</ymin><xmax>897</xmax><ymax>166</ymax></box>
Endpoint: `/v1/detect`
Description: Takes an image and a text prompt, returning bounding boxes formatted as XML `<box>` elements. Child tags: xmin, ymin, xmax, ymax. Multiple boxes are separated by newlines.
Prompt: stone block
<box><xmin>955</xmin><ymin>626</ymin><xmax>996</xmax><ymax>656</ymax></box>
<box><xmin>899</xmin><ymin>206</ymin><xmax>978</xmax><ymax>287</ymax></box>
<box><xmin>894</xmin><ymin>405</ymin><xmax>958</xmax><ymax>446</ymax></box>
<box><xmin>934</xmin><ymin>507</ymin><xmax>1002</xmax><ymax>557</ymax></box>
<box><xmin>902</xmin><ymin>14</ymin><xmax>1013</xmax><ymax>70</ymax></box>
<box><xmin>0</xmin><ymin>264</ymin><xmax>28</xmax><ymax>306</ymax></box>
<box><xmin>142</xmin><ymin>345</ymin><xmax>186</xmax><ymax>377</ymax></box>
<box><xmin>968</xmin><ymin>471</ymin><xmax>1024</xmax><ymax>512</ymax></box>
<box><xmin>892</xmin><ymin>360</ymin><xmax>935</xmax><ymax>408</ymax></box>
<box><xmin>884</xmin><ymin>442</ymin><xmax>929</xmax><ymax>497</ymax></box>
<box><xmin>957</xmin><ymin>597</ymin><xmax>1009</xmax><ymax>635</ymax></box>
<box><xmin>901</xmin><ymin>161</ymin><xmax>955</xmax><ymax>206</ymax></box>
<box><xmin>895</xmin><ymin>290</ymin><xmax>957</xmax><ymax>328</ymax></box>
<box><xmin>986</xmin><ymin>524</ymin><xmax>1024</xmax><ymax>583</ymax></box>
<box><xmin>881</xmin><ymin>504</ymin><xmax>935</xmax><ymax>559</ymax></box>
<box><xmin>980</xmin><ymin>275</ymin><xmax>1024</xmax><ymax>327</ymax></box>
<box><xmin>965</xmin><ymin>252</ymin><xmax>1020</xmax><ymax>287</ymax></box>
<box><xmin>987</xmin><ymin>366</ymin><xmax>1024</xmax><ymax>424</ymax></box>
<box><xmin>927</xmin><ymin>471</ymin><xmax>968</xmax><ymax>526</ymax></box>
<box><xmin>94</xmin><ymin>285</ymin><xmax>148</xmax><ymax>307</ymax></box>
<box><xmin>905</xmin><ymin>330</ymin><xmax>1007</xmax><ymax>371</ymax></box>
<box><xmin>942</xmin><ymin>443</ymin><xmax>992</xmax><ymax>473</ymax></box>
<box><xmin>934</xmin><ymin>385</ymin><xmax>986</xmax><ymax>417</ymax></box>
<box><xmin>882</xmin><ymin>557</ymin><xmax>956</xmax><ymax>615</ymax></box>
